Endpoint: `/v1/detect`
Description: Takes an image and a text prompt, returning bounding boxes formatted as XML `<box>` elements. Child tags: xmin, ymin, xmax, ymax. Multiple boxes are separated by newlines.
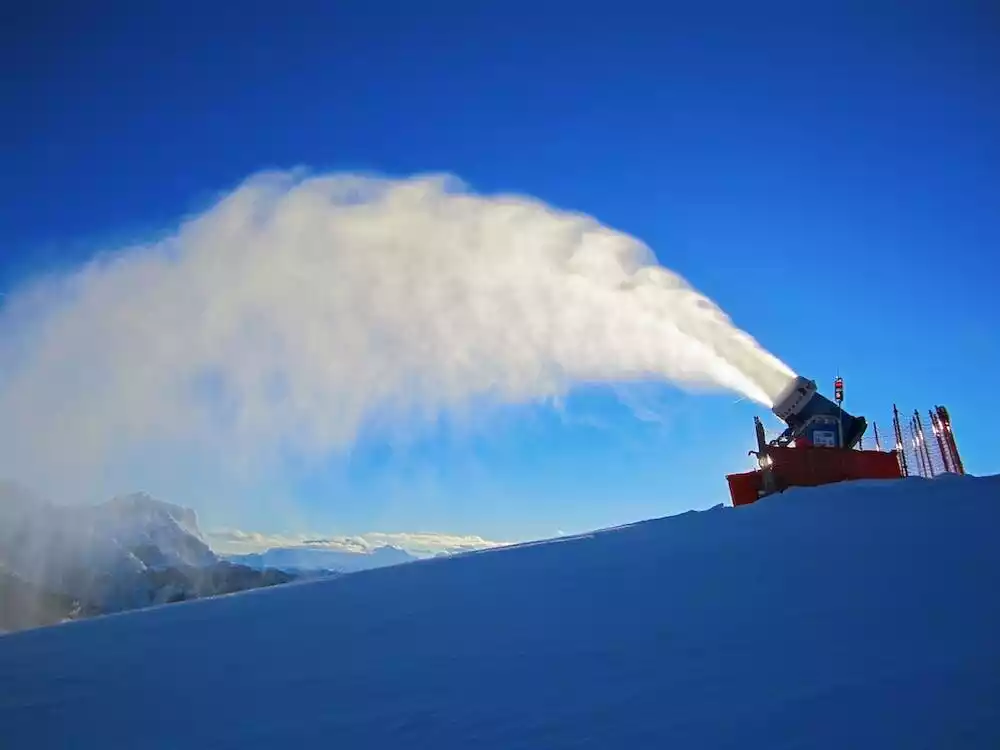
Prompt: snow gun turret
<box><xmin>769</xmin><ymin>375</ymin><xmax>867</xmax><ymax>449</ymax></box>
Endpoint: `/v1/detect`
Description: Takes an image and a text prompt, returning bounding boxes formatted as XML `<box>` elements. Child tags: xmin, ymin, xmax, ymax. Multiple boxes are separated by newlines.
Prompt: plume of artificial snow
<box><xmin>0</xmin><ymin>171</ymin><xmax>794</xmax><ymax>495</ymax></box>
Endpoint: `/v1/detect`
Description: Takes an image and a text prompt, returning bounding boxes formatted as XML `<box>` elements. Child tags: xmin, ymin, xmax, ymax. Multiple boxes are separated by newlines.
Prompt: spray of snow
<box><xmin>0</xmin><ymin>171</ymin><xmax>794</xmax><ymax>497</ymax></box>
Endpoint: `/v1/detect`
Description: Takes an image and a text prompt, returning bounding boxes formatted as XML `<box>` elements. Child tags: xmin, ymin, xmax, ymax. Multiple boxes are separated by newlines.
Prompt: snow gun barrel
<box><xmin>771</xmin><ymin>376</ymin><xmax>867</xmax><ymax>449</ymax></box>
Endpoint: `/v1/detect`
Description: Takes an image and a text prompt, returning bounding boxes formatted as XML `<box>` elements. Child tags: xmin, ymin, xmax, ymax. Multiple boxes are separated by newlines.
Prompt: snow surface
<box><xmin>2</xmin><ymin>474</ymin><xmax>999</xmax><ymax>749</ymax></box>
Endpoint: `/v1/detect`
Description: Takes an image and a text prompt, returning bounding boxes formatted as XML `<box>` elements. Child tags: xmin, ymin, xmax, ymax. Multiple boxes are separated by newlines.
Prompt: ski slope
<box><xmin>2</xmin><ymin>475</ymin><xmax>999</xmax><ymax>748</ymax></box>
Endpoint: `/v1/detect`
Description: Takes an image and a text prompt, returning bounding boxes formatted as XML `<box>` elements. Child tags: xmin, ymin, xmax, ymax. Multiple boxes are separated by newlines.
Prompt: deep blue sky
<box><xmin>3</xmin><ymin>2</ymin><xmax>998</xmax><ymax>542</ymax></box>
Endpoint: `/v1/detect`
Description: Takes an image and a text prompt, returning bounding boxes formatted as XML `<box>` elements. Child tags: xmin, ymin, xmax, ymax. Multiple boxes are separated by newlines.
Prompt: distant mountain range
<box><xmin>0</xmin><ymin>483</ymin><xmax>215</xmax><ymax>573</ymax></box>
<box><xmin>0</xmin><ymin>484</ymin><xmax>358</xmax><ymax>633</ymax></box>
<box><xmin>225</xmin><ymin>544</ymin><xmax>418</xmax><ymax>573</ymax></box>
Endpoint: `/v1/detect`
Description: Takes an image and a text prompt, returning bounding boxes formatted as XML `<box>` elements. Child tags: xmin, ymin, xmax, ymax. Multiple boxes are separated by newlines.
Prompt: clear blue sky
<box><xmin>3</xmin><ymin>2</ymin><xmax>998</xmax><ymax>543</ymax></box>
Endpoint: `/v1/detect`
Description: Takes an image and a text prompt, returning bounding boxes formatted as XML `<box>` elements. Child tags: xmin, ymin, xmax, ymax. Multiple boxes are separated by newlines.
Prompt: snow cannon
<box><xmin>771</xmin><ymin>375</ymin><xmax>867</xmax><ymax>449</ymax></box>
<box><xmin>726</xmin><ymin>375</ymin><xmax>900</xmax><ymax>508</ymax></box>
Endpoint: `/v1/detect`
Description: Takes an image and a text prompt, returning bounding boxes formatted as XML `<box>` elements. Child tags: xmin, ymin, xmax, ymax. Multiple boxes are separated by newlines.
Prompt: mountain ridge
<box><xmin>0</xmin><ymin>487</ymin><xmax>295</xmax><ymax>628</ymax></box>
<box><xmin>225</xmin><ymin>543</ymin><xmax>418</xmax><ymax>573</ymax></box>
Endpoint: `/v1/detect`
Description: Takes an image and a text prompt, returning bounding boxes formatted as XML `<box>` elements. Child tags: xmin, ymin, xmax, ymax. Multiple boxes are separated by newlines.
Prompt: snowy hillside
<box><xmin>2</xmin><ymin>474</ymin><xmax>999</xmax><ymax>748</ymax></box>
<box><xmin>226</xmin><ymin>543</ymin><xmax>417</xmax><ymax>572</ymax></box>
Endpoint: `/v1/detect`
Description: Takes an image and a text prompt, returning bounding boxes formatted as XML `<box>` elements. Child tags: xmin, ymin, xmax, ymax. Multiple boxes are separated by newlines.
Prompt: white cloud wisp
<box><xmin>208</xmin><ymin>528</ymin><xmax>505</xmax><ymax>558</ymax></box>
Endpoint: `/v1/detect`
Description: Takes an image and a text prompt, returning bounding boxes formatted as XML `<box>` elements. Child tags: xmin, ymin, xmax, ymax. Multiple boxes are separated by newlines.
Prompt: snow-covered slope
<box><xmin>226</xmin><ymin>543</ymin><xmax>417</xmax><ymax>572</ymax></box>
<box><xmin>2</xmin><ymin>475</ymin><xmax>999</xmax><ymax>749</ymax></box>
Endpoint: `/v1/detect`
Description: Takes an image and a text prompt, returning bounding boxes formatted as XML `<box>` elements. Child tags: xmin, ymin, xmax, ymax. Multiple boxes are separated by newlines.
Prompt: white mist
<box><xmin>0</xmin><ymin>171</ymin><xmax>795</xmax><ymax>495</ymax></box>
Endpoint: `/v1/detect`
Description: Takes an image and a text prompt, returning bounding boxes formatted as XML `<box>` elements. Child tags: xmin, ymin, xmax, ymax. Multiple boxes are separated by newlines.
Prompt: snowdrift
<box><xmin>2</xmin><ymin>475</ymin><xmax>999</xmax><ymax>748</ymax></box>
